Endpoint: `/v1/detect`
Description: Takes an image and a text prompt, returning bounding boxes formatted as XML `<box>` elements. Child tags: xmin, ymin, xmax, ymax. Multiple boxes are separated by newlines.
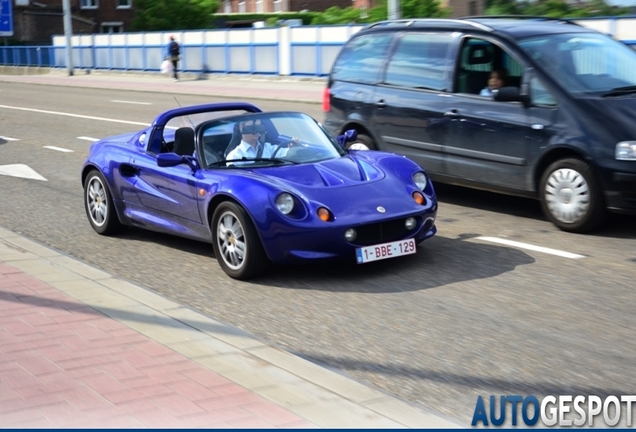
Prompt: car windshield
<box><xmin>198</xmin><ymin>111</ymin><xmax>346</xmax><ymax>168</ymax></box>
<box><xmin>518</xmin><ymin>32</ymin><xmax>636</xmax><ymax>95</ymax></box>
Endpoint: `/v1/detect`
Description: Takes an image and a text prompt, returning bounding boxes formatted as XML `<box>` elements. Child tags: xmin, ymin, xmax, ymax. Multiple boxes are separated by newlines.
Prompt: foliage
<box><xmin>212</xmin><ymin>12</ymin><xmax>319</xmax><ymax>27</ymax></box>
<box><xmin>309</xmin><ymin>0</ymin><xmax>451</xmax><ymax>24</ymax></box>
<box><xmin>132</xmin><ymin>0</ymin><xmax>221</xmax><ymax>31</ymax></box>
<box><xmin>485</xmin><ymin>0</ymin><xmax>632</xmax><ymax>18</ymax></box>
<box><xmin>130</xmin><ymin>0</ymin><xmax>632</xmax><ymax>31</ymax></box>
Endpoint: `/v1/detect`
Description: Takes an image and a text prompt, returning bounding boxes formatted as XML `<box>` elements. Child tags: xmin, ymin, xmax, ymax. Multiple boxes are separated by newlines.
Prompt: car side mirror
<box><xmin>157</xmin><ymin>152</ymin><xmax>185</xmax><ymax>167</ymax></box>
<box><xmin>336</xmin><ymin>129</ymin><xmax>358</xmax><ymax>147</ymax></box>
<box><xmin>494</xmin><ymin>86</ymin><xmax>530</xmax><ymax>107</ymax></box>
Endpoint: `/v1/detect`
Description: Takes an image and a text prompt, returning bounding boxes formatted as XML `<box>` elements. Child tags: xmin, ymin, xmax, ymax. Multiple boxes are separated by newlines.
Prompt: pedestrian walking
<box><xmin>164</xmin><ymin>36</ymin><xmax>180</xmax><ymax>81</ymax></box>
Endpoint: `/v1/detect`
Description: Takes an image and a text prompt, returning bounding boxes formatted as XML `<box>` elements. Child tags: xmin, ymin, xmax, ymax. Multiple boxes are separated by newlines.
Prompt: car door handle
<box><xmin>375</xmin><ymin>99</ymin><xmax>387</xmax><ymax>108</ymax></box>
<box><xmin>444</xmin><ymin>109</ymin><xmax>459</xmax><ymax>118</ymax></box>
<box><xmin>120</xmin><ymin>164</ymin><xmax>139</xmax><ymax>177</ymax></box>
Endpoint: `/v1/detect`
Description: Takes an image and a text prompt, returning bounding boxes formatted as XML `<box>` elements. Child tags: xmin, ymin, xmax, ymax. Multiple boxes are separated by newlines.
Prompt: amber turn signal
<box><xmin>317</xmin><ymin>207</ymin><xmax>332</xmax><ymax>222</ymax></box>
<box><xmin>412</xmin><ymin>191</ymin><xmax>425</xmax><ymax>205</ymax></box>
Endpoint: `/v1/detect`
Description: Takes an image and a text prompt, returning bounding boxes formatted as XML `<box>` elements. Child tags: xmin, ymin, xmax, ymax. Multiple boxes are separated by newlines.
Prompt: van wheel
<box><xmin>346</xmin><ymin>133</ymin><xmax>377</xmax><ymax>150</ymax></box>
<box><xmin>539</xmin><ymin>158</ymin><xmax>606</xmax><ymax>233</ymax></box>
<box><xmin>212</xmin><ymin>202</ymin><xmax>270</xmax><ymax>280</ymax></box>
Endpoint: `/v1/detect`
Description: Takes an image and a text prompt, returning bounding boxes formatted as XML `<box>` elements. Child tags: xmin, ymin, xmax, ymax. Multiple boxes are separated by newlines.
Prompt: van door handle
<box><xmin>444</xmin><ymin>109</ymin><xmax>459</xmax><ymax>118</ymax></box>
<box><xmin>375</xmin><ymin>99</ymin><xmax>387</xmax><ymax>108</ymax></box>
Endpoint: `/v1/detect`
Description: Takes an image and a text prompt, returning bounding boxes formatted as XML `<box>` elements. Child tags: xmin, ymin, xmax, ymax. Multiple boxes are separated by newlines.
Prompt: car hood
<box><xmin>255</xmin><ymin>155</ymin><xmax>385</xmax><ymax>188</ymax></box>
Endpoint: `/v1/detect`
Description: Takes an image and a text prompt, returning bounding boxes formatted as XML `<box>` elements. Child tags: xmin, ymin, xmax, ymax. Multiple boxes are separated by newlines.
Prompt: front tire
<box><xmin>539</xmin><ymin>158</ymin><xmax>606</xmax><ymax>233</ymax></box>
<box><xmin>346</xmin><ymin>133</ymin><xmax>377</xmax><ymax>150</ymax></box>
<box><xmin>84</xmin><ymin>169</ymin><xmax>126</xmax><ymax>235</ymax></box>
<box><xmin>212</xmin><ymin>202</ymin><xmax>269</xmax><ymax>280</ymax></box>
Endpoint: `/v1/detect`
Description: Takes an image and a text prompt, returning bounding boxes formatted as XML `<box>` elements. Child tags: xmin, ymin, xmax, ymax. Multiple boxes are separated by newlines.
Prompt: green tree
<box><xmin>401</xmin><ymin>0</ymin><xmax>451</xmax><ymax>18</ymax></box>
<box><xmin>132</xmin><ymin>0</ymin><xmax>221</xmax><ymax>31</ymax></box>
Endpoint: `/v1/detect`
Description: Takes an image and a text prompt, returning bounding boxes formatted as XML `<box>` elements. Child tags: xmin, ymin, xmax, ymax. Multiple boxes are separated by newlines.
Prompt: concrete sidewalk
<box><xmin>0</xmin><ymin>68</ymin><xmax>325</xmax><ymax>105</ymax></box>
<box><xmin>0</xmin><ymin>227</ymin><xmax>460</xmax><ymax>428</ymax></box>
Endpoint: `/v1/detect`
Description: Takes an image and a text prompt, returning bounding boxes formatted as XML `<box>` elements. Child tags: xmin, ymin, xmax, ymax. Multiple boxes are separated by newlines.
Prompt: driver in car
<box><xmin>227</xmin><ymin>120</ymin><xmax>297</xmax><ymax>165</ymax></box>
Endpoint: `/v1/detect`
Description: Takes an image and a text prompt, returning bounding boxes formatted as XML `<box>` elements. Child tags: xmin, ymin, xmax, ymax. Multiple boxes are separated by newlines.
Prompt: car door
<box><xmin>445</xmin><ymin>37</ymin><xmax>544</xmax><ymax>190</ymax></box>
<box><xmin>128</xmin><ymin>150</ymin><xmax>203</xmax><ymax>224</ymax></box>
<box><xmin>371</xmin><ymin>32</ymin><xmax>455</xmax><ymax>175</ymax></box>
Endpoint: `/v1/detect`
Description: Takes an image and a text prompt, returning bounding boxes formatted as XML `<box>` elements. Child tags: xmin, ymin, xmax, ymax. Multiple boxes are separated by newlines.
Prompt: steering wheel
<box><xmin>271</xmin><ymin>140</ymin><xmax>294</xmax><ymax>159</ymax></box>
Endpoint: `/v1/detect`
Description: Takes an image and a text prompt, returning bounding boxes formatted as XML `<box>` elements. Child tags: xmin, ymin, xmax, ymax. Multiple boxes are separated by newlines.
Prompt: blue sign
<box><xmin>0</xmin><ymin>0</ymin><xmax>13</xmax><ymax>37</ymax></box>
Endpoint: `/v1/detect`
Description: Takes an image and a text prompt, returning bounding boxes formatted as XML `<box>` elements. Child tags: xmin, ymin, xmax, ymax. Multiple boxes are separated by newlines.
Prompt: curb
<box><xmin>0</xmin><ymin>226</ymin><xmax>461</xmax><ymax>428</ymax></box>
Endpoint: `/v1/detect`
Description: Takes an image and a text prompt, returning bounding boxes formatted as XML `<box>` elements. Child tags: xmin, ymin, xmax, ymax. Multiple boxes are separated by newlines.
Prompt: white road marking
<box><xmin>111</xmin><ymin>100</ymin><xmax>152</xmax><ymax>105</ymax></box>
<box><xmin>0</xmin><ymin>104</ymin><xmax>149</xmax><ymax>127</ymax></box>
<box><xmin>0</xmin><ymin>136</ymin><xmax>19</xmax><ymax>141</ymax></box>
<box><xmin>0</xmin><ymin>164</ymin><xmax>47</xmax><ymax>181</ymax></box>
<box><xmin>476</xmin><ymin>236</ymin><xmax>586</xmax><ymax>259</ymax></box>
<box><xmin>77</xmin><ymin>136</ymin><xmax>100</xmax><ymax>142</ymax></box>
<box><xmin>44</xmin><ymin>146</ymin><xmax>74</xmax><ymax>153</ymax></box>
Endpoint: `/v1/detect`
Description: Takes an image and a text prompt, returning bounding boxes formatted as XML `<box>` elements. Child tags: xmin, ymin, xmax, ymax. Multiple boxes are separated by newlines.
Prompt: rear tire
<box><xmin>539</xmin><ymin>158</ymin><xmax>606</xmax><ymax>233</ymax></box>
<box><xmin>346</xmin><ymin>133</ymin><xmax>377</xmax><ymax>150</ymax></box>
<box><xmin>84</xmin><ymin>169</ymin><xmax>126</xmax><ymax>235</ymax></box>
<box><xmin>212</xmin><ymin>202</ymin><xmax>270</xmax><ymax>280</ymax></box>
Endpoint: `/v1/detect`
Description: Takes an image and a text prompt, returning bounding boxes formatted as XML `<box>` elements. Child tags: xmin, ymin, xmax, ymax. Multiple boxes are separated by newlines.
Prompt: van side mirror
<box><xmin>494</xmin><ymin>86</ymin><xmax>530</xmax><ymax>107</ymax></box>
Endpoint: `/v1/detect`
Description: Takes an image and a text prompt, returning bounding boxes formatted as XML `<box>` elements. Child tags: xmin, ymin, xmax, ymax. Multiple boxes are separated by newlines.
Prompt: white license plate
<box><xmin>356</xmin><ymin>238</ymin><xmax>416</xmax><ymax>264</ymax></box>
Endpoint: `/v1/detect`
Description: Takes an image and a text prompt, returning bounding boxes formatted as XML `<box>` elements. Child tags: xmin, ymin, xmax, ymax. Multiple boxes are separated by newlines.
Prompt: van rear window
<box><xmin>331</xmin><ymin>33</ymin><xmax>393</xmax><ymax>84</ymax></box>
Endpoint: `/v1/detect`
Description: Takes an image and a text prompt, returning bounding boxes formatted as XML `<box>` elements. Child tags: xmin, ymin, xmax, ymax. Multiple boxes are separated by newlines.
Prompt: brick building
<box><xmin>12</xmin><ymin>0</ymin><xmax>135</xmax><ymax>44</ymax></box>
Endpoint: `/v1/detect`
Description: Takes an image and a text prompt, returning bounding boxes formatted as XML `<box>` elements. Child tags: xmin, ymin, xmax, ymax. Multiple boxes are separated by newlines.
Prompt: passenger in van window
<box><xmin>480</xmin><ymin>69</ymin><xmax>508</xmax><ymax>97</ymax></box>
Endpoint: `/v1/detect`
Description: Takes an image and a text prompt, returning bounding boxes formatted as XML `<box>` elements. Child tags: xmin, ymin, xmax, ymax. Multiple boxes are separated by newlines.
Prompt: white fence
<box><xmin>7</xmin><ymin>16</ymin><xmax>635</xmax><ymax>76</ymax></box>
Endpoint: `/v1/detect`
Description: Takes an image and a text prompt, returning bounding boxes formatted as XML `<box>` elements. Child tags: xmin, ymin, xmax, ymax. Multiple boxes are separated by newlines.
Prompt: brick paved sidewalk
<box><xmin>0</xmin><ymin>197</ymin><xmax>458</xmax><ymax>427</ymax></box>
<box><xmin>0</xmin><ymin>261</ymin><xmax>315</xmax><ymax>428</ymax></box>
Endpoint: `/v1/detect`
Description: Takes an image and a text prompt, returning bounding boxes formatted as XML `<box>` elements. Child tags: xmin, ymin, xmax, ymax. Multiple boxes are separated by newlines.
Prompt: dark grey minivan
<box><xmin>323</xmin><ymin>17</ymin><xmax>636</xmax><ymax>233</ymax></box>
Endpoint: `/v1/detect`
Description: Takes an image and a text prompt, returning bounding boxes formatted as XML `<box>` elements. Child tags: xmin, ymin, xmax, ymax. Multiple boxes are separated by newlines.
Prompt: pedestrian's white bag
<box><xmin>161</xmin><ymin>59</ymin><xmax>173</xmax><ymax>74</ymax></box>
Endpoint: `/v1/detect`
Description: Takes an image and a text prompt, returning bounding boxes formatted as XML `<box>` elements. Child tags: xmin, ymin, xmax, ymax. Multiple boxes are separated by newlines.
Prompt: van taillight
<box><xmin>322</xmin><ymin>87</ymin><xmax>331</xmax><ymax>112</ymax></box>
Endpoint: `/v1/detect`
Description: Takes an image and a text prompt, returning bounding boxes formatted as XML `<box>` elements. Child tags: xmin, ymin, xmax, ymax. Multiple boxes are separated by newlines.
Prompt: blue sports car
<box><xmin>82</xmin><ymin>103</ymin><xmax>438</xmax><ymax>279</ymax></box>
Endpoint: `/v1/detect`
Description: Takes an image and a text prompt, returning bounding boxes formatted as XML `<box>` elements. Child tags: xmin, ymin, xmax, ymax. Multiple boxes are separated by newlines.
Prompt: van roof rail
<box><xmin>460</xmin><ymin>15</ymin><xmax>582</xmax><ymax>26</ymax></box>
<box><xmin>366</xmin><ymin>18</ymin><xmax>492</xmax><ymax>31</ymax></box>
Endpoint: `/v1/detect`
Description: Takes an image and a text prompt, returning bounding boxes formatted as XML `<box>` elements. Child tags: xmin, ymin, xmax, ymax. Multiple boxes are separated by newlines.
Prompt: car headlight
<box><xmin>616</xmin><ymin>141</ymin><xmax>636</xmax><ymax>160</ymax></box>
<box><xmin>275</xmin><ymin>193</ymin><xmax>294</xmax><ymax>215</ymax></box>
<box><xmin>412</xmin><ymin>172</ymin><xmax>427</xmax><ymax>190</ymax></box>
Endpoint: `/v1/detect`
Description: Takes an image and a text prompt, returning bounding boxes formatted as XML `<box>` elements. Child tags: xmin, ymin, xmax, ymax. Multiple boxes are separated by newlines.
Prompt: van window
<box><xmin>455</xmin><ymin>38</ymin><xmax>524</xmax><ymax>95</ymax></box>
<box><xmin>519</xmin><ymin>33</ymin><xmax>636</xmax><ymax>95</ymax></box>
<box><xmin>384</xmin><ymin>33</ymin><xmax>453</xmax><ymax>91</ymax></box>
<box><xmin>530</xmin><ymin>76</ymin><xmax>557</xmax><ymax>106</ymax></box>
<box><xmin>331</xmin><ymin>33</ymin><xmax>393</xmax><ymax>84</ymax></box>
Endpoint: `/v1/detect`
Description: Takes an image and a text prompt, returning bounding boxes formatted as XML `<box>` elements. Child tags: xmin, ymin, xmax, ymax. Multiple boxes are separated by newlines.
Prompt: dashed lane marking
<box><xmin>476</xmin><ymin>236</ymin><xmax>586</xmax><ymax>259</ymax></box>
<box><xmin>111</xmin><ymin>100</ymin><xmax>152</xmax><ymax>105</ymax></box>
<box><xmin>44</xmin><ymin>146</ymin><xmax>74</xmax><ymax>153</ymax></box>
<box><xmin>77</xmin><ymin>137</ymin><xmax>100</xmax><ymax>142</ymax></box>
<box><xmin>0</xmin><ymin>136</ymin><xmax>19</xmax><ymax>141</ymax></box>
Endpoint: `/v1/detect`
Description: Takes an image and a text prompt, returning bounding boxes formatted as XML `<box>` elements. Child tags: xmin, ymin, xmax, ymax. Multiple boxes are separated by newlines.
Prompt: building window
<box><xmin>274</xmin><ymin>0</ymin><xmax>282</xmax><ymax>12</ymax></box>
<box><xmin>224</xmin><ymin>0</ymin><xmax>232</xmax><ymax>13</ymax></box>
<box><xmin>80</xmin><ymin>0</ymin><xmax>98</xmax><ymax>9</ymax></box>
<box><xmin>256</xmin><ymin>0</ymin><xmax>263</xmax><ymax>12</ymax></box>
<box><xmin>116</xmin><ymin>0</ymin><xmax>132</xmax><ymax>8</ymax></box>
<box><xmin>238</xmin><ymin>0</ymin><xmax>245</xmax><ymax>12</ymax></box>
<box><xmin>101</xmin><ymin>22</ymin><xmax>123</xmax><ymax>33</ymax></box>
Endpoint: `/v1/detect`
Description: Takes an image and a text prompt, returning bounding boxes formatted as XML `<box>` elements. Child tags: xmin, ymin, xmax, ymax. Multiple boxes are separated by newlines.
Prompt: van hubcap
<box><xmin>544</xmin><ymin>168</ymin><xmax>590</xmax><ymax>224</ymax></box>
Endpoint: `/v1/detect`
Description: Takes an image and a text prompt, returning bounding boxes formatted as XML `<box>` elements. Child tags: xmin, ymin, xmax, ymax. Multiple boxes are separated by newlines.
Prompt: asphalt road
<box><xmin>1</xmin><ymin>82</ymin><xmax>635</xmax><ymax>426</ymax></box>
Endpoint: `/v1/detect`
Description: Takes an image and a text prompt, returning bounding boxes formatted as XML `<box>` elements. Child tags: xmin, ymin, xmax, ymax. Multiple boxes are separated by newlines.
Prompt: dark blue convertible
<box><xmin>81</xmin><ymin>103</ymin><xmax>438</xmax><ymax>279</ymax></box>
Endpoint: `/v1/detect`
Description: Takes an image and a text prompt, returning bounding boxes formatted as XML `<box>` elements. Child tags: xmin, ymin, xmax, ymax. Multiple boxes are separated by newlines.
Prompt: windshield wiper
<box><xmin>602</xmin><ymin>85</ymin><xmax>636</xmax><ymax>97</ymax></box>
<box><xmin>209</xmin><ymin>157</ymin><xmax>298</xmax><ymax>167</ymax></box>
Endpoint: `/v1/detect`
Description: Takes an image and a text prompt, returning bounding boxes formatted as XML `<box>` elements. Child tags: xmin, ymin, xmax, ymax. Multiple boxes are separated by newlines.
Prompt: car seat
<box><xmin>457</xmin><ymin>44</ymin><xmax>493</xmax><ymax>94</ymax></box>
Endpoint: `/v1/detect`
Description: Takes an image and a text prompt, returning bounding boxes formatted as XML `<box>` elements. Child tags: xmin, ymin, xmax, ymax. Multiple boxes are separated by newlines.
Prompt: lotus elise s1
<box><xmin>81</xmin><ymin>102</ymin><xmax>438</xmax><ymax>279</ymax></box>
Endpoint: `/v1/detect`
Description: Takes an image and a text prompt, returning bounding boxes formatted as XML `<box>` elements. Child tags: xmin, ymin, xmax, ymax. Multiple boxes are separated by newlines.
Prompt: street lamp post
<box><xmin>62</xmin><ymin>0</ymin><xmax>73</xmax><ymax>76</ymax></box>
<box><xmin>388</xmin><ymin>0</ymin><xmax>401</xmax><ymax>20</ymax></box>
